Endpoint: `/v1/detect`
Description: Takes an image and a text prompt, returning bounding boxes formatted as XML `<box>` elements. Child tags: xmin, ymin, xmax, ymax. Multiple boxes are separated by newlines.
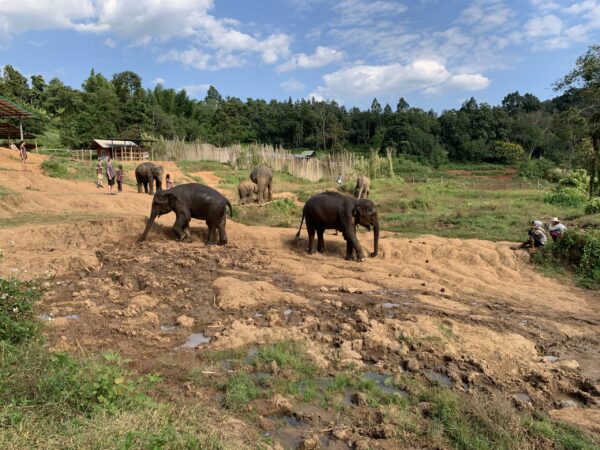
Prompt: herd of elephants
<box><xmin>135</xmin><ymin>162</ymin><xmax>378</xmax><ymax>262</ymax></box>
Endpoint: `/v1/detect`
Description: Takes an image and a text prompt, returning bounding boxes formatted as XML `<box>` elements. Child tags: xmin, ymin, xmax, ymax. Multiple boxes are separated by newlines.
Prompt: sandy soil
<box><xmin>0</xmin><ymin>147</ymin><xmax>599</xmax><ymax>447</ymax></box>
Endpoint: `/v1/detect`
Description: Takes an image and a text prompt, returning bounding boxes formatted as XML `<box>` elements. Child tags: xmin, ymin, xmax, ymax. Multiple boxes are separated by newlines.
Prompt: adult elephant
<box><xmin>354</xmin><ymin>175</ymin><xmax>371</xmax><ymax>199</ymax></box>
<box><xmin>238</xmin><ymin>180</ymin><xmax>258</xmax><ymax>205</ymax></box>
<box><xmin>250</xmin><ymin>165</ymin><xmax>273</xmax><ymax>204</ymax></box>
<box><xmin>138</xmin><ymin>183</ymin><xmax>232</xmax><ymax>244</ymax></box>
<box><xmin>135</xmin><ymin>162</ymin><xmax>164</xmax><ymax>194</ymax></box>
<box><xmin>294</xmin><ymin>191</ymin><xmax>379</xmax><ymax>262</ymax></box>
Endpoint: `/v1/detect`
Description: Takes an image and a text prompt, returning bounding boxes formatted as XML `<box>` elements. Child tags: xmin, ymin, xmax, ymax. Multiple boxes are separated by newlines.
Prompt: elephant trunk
<box><xmin>138</xmin><ymin>210</ymin><xmax>157</xmax><ymax>242</ymax></box>
<box><xmin>371</xmin><ymin>219</ymin><xmax>379</xmax><ymax>257</ymax></box>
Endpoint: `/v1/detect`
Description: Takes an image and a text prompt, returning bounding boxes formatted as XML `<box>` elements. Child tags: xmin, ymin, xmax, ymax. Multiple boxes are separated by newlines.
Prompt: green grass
<box><xmin>0</xmin><ymin>212</ymin><xmax>109</xmax><ymax>228</ymax></box>
<box><xmin>222</xmin><ymin>373</ymin><xmax>260</xmax><ymax>412</ymax></box>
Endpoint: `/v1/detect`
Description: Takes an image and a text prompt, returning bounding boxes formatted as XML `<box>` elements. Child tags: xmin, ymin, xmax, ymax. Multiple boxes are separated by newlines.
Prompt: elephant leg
<box><xmin>344</xmin><ymin>227</ymin><xmax>365</xmax><ymax>261</ymax></box>
<box><xmin>206</xmin><ymin>217</ymin><xmax>219</xmax><ymax>245</ymax></box>
<box><xmin>307</xmin><ymin>225</ymin><xmax>316</xmax><ymax>254</ymax></box>
<box><xmin>143</xmin><ymin>181</ymin><xmax>149</xmax><ymax>194</ymax></box>
<box><xmin>317</xmin><ymin>229</ymin><xmax>325</xmax><ymax>253</ymax></box>
<box><xmin>137</xmin><ymin>182</ymin><xmax>142</xmax><ymax>194</ymax></box>
<box><xmin>149</xmin><ymin>179</ymin><xmax>155</xmax><ymax>195</ymax></box>
<box><xmin>342</xmin><ymin>232</ymin><xmax>354</xmax><ymax>260</ymax></box>
<box><xmin>267</xmin><ymin>182</ymin><xmax>273</xmax><ymax>202</ymax></box>
<box><xmin>217</xmin><ymin>217</ymin><xmax>228</xmax><ymax>245</ymax></box>
<box><xmin>172</xmin><ymin>211</ymin><xmax>191</xmax><ymax>241</ymax></box>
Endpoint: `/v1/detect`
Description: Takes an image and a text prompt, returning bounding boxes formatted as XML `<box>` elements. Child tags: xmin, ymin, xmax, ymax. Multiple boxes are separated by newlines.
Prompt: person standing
<box><xmin>166</xmin><ymin>173</ymin><xmax>174</xmax><ymax>189</ymax></box>
<box><xmin>116</xmin><ymin>165</ymin><xmax>124</xmax><ymax>193</ymax></box>
<box><xmin>106</xmin><ymin>158</ymin><xmax>116</xmax><ymax>195</ymax></box>
<box><xmin>96</xmin><ymin>160</ymin><xmax>104</xmax><ymax>188</ymax></box>
<box><xmin>18</xmin><ymin>141</ymin><xmax>27</xmax><ymax>171</ymax></box>
<box><xmin>548</xmin><ymin>217</ymin><xmax>567</xmax><ymax>242</ymax></box>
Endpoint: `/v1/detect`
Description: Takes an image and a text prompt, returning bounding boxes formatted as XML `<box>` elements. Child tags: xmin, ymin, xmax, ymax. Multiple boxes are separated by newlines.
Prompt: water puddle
<box><xmin>283</xmin><ymin>308</ymin><xmax>292</xmax><ymax>318</ymax></box>
<box><xmin>39</xmin><ymin>313</ymin><xmax>53</xmax><ymax>321</ymax></box>
<box><xmin>382</xmin><ymin>302</ymin><xmax>400</xmax><ymax>309</ymax></box>
<box><xmin>543</xmin><ymin>355</ymin><xmax>559</xmax><ymax>363</ymax></box>
<box><xmin>244</xmin><ymin>347</ymin><xmax>258</xmax><ymax>364</ymax></box>
<box><xmin>363</xmin><ymin>371</ymin><xmax>407</xmax><ymax>395</ymax></box>
<box><xmin>160</xmin><ymin>325</ymin><xmax>176</xmax><ymax>332</ymax></box>
<box><xmin>254</xmin><ymin>312</ymin><xmax>263</xmax><ymax>317</ymax></box>
<box><xmin>514</xmin><ymin>393</ymin><xmax>531</xmax><ymax>402</ymax></box>
<box><xmin>178</xmin><ymin>333</ymin><xmax>210</xmax><ymax>349</ymax></box>
<box><xmin>555</xmin><ymin>393</ymin><xmax>585</xmax><ymax>408</ymax></box>
<box><xmin>424</xmin><ymin>370</ymin><xmax>453</xmax><ymax>387</ymax></box>
<box><xmin>64</xmin><ymin>314</ymin><xmax>80</xmax><ymax>319</ymax></box>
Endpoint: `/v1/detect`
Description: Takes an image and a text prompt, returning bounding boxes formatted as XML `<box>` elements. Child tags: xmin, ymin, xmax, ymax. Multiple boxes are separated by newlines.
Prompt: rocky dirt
<box><xmin>0</xmin><ymin>146</ymin><xmax>599</xmax><ymax>448</ymax></box>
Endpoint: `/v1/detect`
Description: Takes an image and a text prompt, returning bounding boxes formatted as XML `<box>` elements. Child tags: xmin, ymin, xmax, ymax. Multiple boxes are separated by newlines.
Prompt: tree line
<box><xmin>0</xmin><ymin>46</ymin><xmax>597</xmax><ymax>179</ymax></box>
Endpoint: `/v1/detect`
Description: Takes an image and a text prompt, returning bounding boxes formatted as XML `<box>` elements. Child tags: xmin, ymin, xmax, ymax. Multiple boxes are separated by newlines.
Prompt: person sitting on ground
<box><xmin>106</xmin><ymin>158</ymin><xmax>116</xmax><ymax>195</ymax></box>
<box><xmin>511</xmin><ymin>220</ymin><xmax>547</xmax><ymax>253</ymax></box>
<box><xmin>116</xmin><ymin>165</ymin><xmax>124</xmax><ymax>193</ymax></box>
<box><xmin>166</xmin><ymin>173</ymin><xmax>174</xmax><ymax>189</ymax></box>
<box><xmin>18</xmin><ymin>141</ymin><xmax>27</xmax><ymax>170</ymax></box>
<box><xmin>548</xmin><ymin>217</ymin><xmax>567</xmax><ymax>242</ymax></box>
<box><xmin>96</xmin><ymin>161</ymin><xmax>103</xmax><ymax>188</ymax></box>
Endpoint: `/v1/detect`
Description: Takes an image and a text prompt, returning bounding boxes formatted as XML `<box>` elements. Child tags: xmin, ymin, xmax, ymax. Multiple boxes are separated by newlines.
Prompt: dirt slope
<box><xmin>0</xmin><ymin>146</ymin><xmax>599</xmax><ymax>444</ymax></box>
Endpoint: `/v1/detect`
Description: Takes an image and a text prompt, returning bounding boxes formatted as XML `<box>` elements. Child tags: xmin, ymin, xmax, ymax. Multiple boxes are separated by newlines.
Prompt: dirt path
<box><xmin>0</xmin><ymin>148</ymin><xmax>599</xmax><ymax>444</ymax></box>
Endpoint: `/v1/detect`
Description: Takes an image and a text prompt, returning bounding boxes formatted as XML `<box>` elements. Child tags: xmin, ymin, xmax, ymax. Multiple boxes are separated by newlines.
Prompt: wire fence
<box><xmin>397</xmin><ymin>174</ymin><xmax>548</xmax><ymax>190</ymax></box>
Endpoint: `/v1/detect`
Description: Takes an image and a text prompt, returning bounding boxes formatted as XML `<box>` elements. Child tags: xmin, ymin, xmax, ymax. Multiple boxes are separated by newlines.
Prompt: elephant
<box><xmin>294</xmin><ymin>191</ymin><xmax>379</xmax><ymax>262</ymax></box>
<box><xmin>354</xmin><ymin>175</ymin><xmax>371</xmax><ymax>199</ymax></box>
<box><xmin>135</xmin><ymin>162</ymin><xmax>164</xmax><ymax>194</ymax></box>
<box><xmin>250</xmin><ymin>165</ymin><xmax>273</xmax><ymax>204</ymax></box>
<box><xmin>138</xmin><ymin>183</ymin><xmax>233</xmax><ymax>245</ymax></box>
<box><xmin>238</xmin><ymin>180</ymin><xmax>258</xmax><ymax>205</ymax></box>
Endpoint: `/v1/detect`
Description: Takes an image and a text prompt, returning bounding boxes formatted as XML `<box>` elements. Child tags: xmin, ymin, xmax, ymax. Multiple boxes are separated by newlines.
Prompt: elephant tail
<box><xmin>226</xmin><ymin>199</ymin><xmax>233</xmax><ymax>217</ymax></box>
<box><xmin>294</xmin><ymin>211</ymin><xmax>305</xmax><ymax>241</ymax></box>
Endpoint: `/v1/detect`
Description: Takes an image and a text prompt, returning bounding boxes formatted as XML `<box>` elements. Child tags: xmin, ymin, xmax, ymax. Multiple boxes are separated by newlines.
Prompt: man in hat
<box><xmin>548</xmin><ymin>217</ymin><xmax>567</xmax><ymax>242</ymax></box>
<box><xmin>511</xmin><ymin>220</ymin><xmax>547</xmax><ymax>253</ymax></box>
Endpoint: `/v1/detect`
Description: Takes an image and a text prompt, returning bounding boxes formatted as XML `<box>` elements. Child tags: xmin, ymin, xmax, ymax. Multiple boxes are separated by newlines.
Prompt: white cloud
<box><xmin>313</xmin><ymin>60</ymin><xmax>491</xmax><ymax>101</ymax></box>
<box><xmin>333</xmin><ymin>0</ymin><xmax>407</xmax><ymax>26</ymax></box>
<box><xmin>152</xmin><ymin>77</ymin><xmax>165</xmax><ymax>85</ymax></box>
<box><xmin>277</xmin><ymin>46</ymin><xmax>344</xmax><ymax>72</ymax></box>
<box><xmin>103</xmin><ymin>37</ymin><xmax>116</xmax><ymax>48</ymax></box>
<box><xmin>158</xmin><ymin>48</ymin><xmax>213</xmax><ymax>70</ymax></box>
<box><xmin>458</xmin><ymin>1</ymin><xmax>514</xmax><ymax>32</ymax></box>
<box><xmin>280</xmin><ymin>78</ymin><xmax>305</xmax><ymax>91</ymax></box>
<box><xmin>306</xmin><ymin>92</ymin><xmax>324</xmax><ymax>102</ymax></box>
<box><xmin>179</xmin><ymin>83</ymin><xmax>211</xmax><ymax>97</ymax></box>
<box><xmin>525</xmin><ymin>14</ymin><xmax>563</xmax><ymax>37</ymax></box>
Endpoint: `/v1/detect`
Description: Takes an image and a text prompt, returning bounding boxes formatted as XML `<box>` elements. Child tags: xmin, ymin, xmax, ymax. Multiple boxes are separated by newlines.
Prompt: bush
<box><xmin>517</xmin><ymin>159</ymin><xmax>556</xmax><ymax>180</ymax></box>
<box><xmin>0</xmin><ymin>278</ymin><xmax>40</xmax><ymax>344</ymax></box>
<box><xmin>41</xmin><ymin>158</ymin><xmax>69</xmax><ymax>178</ymax></box>
<box><xmin>544</xmin><ymin>187</ymin><xmax>587</xmax><ymax>208</ymax></box>
<box><xmin>558</xmin><ymin>169</ymin><xmax>589</xmax><ymax>190</ymax></box>
<box><xmin>491</xmin><ymin>141</ymin><xmax>524</xmax><ymax>164</ymax></box>
<box><xmin>534</xmin><ymin>229</ymin><xmax>600</xmax><ymax>289</ymax></box>
<box><xmin>585</xmin><ymin>197</ymin><xmax>600</xmax><ymax>215</ymax></box>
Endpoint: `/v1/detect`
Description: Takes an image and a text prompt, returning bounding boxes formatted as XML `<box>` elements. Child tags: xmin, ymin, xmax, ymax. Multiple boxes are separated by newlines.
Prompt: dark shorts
<box><xmin>107</xmin><ymin>177</ymin><xmax>115</xmax><ymax>186</ymax></box>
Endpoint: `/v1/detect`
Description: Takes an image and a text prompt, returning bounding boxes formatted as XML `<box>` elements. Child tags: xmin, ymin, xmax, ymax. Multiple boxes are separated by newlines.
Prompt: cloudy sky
<box><xmin>0</xmin><ymin>0</ymin><xmax>598</xmax><ymax>110</ymax></box>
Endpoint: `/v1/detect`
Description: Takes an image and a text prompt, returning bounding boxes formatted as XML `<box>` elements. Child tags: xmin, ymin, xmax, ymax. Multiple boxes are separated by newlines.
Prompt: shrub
<box><xmin>544</xmin><ymin>187</ymin><xmax>587</xmax><ymax>208</ymax></box>
<box><xmin>558</xmin><ymin>169</ymin><xmax>589</xmax><ymax>190</ymax></box>
<box><xmin>41</xmin><ymin>158</ymin><xmax>69</xmax><ymax>178</ymax></box>
<box><xmin>517</xmin><ymin>159</ymin><xmax>556</xmax><ymax>180</ymax></box>
<box><xmin>491</xmin><ymin>141</ymin><xmax>524</xmax><ymax>164</ymax></box>
<box><xmin>0</xmin><ymin>278</ymin><xmax>40</xmax><ymax>344</ymax></box>
<box><xmin>585</xmin><ymin>197</ymin><xmax>600</xmax><ymax>215</ymax></box>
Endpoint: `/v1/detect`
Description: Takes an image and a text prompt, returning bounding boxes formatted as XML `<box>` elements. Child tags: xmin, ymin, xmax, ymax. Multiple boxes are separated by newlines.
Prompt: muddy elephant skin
<box><xmin>295</xmin><ymin>191</ymin><xmax>379</xmax><ymax>262</ymax></box>
<box><xmin>238</xmin><ymin>180</ymin><xmax>258</xmax><ymax>205</ymax></box>
<box><xmin>138</xmin><ymin>183</ymin><xmax>233</xmax><ymax>245</ymax></box>
<box><xmin>354</xmin><ymin>175</ymin><xmax>371</xmax><ymax>199</ymax></box>
<box><xmin>135</xmin><ymin>162</ymin><xmax>164</xmax><ymax>194</ymax></box>
<box><xmin>250</xmin><ymin>165</ymin><xmax>273</xmax><ymax>204</ymax></box>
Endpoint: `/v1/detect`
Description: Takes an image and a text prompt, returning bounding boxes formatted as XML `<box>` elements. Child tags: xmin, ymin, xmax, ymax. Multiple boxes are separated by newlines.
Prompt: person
<box><xmin>548</xmin><ymin>217</ymin><xmax>567</xmax><ymax>242</ymax></box>
<box><xmin>166</xmin><ymin>174</ymin><xmax>174</xmax><ymax>189</ymax></box>
<box><xmin>96</xmin><ymin>161</ymin><xmax>104</xmax><ymax>188</ymax></box>
<box><xmin>116</xmin><ymin>165</ymin><xmax>124</xmax><ymax>193</ymax></box>
<box><xmin>106</xmin><ymin>158</ymin><xmax>116</xmax><ymax>195</ymax></box>
<box><xmin>511</xmin><ymin>220</ymin><xmax>547</xmax><ymax>253</ymax></box>
<box><xmin>18</xmin><ymin>141</ymin><xmax>27</xmax><ymax>170</ymax></box>
<box><xmin>337</xmin><ymin>174</ymin><xmax>343</xmax><ymax>189</ymax></box>
<box><xmin>9</xmin><ymin>141</ymin><xmax>18</xmax><ymax>152</ymax></box>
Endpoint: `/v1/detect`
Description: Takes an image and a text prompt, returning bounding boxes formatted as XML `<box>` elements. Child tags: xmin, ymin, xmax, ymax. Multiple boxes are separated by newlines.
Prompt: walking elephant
<box><xmin>354</xmin><ymin>175</ymin><xmax>371</xmax><ymax>199</ymax></box>
<box><xmin>135</xmin><ymin>162</ymin><xmax>164</xmax><ymax>194</ymax></box>
<box><xmin>294</xmin><ymin>191</ymin><xmax>379</xmax><ymax>262</ymax></box>
<box><xmin>238</xmin><ymin>180</ymin><xmax>258</xmax><ymax>205</ymax></box>
<box><xmin>250</xmin><ymin>165</ymin><xmax>273</xmax><ymax>204</ymax></box>
<box><xmin>138</xmin><ymin>183</ymin><xmax>232</xmax><ymax>244</ymax></box>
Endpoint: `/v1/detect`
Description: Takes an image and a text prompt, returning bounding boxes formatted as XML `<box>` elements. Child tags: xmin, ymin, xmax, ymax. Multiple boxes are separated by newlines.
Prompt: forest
<box><xmin>0</xmin><ymin>46</ymin><xmax>598</xmax><ymax>184</ymax></box>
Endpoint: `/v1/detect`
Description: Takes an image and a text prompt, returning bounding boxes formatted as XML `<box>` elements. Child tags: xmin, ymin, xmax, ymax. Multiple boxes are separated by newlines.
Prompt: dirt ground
<box><xmin>1</xmin><ymin>147</ymin><xmax>599</xmax><ymax>448</ymax></box>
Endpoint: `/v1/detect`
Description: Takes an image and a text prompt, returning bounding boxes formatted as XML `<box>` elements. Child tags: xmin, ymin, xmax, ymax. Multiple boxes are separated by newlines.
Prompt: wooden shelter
<box><xmin>0</xmin><ymin>123</ymin><xmax>36</xmax><ymax>140</ymax></box>
<box><xmin>91</xmin><ymin>139</ymin><xmax>148</xmax><ymax>160</ymax></box>
<box><xmin>0</xmin><ymin>95</ymin><xmax>38</xmax><ymax>141</ymax></box>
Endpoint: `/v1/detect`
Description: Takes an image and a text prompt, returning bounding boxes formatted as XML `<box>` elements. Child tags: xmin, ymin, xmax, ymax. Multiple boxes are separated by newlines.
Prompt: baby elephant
<box><xmin>238</xmin><ymin>180</ymin><xmax>258</xmax><ymax>205</ymax></box>
<box><xmin>354</xmin><ymin>175</ymin><xmax>370</xmax><ymax>199</ymax></box>
<box><xmin>295</xmin><ymin>191</ymin><xmax>379</xmax><ymax>262</ymax></box>
<box><xmin>138</xmin><ymin>183</ymin><xmax>232</xmax><ymax>244</ymax></box>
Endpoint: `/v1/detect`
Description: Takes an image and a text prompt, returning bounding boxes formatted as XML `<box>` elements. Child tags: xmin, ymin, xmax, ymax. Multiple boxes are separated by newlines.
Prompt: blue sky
<box><xmin>0</xmin><ymin>0</ymin><xmax>598</xmax><ymax>111</ymax></box>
